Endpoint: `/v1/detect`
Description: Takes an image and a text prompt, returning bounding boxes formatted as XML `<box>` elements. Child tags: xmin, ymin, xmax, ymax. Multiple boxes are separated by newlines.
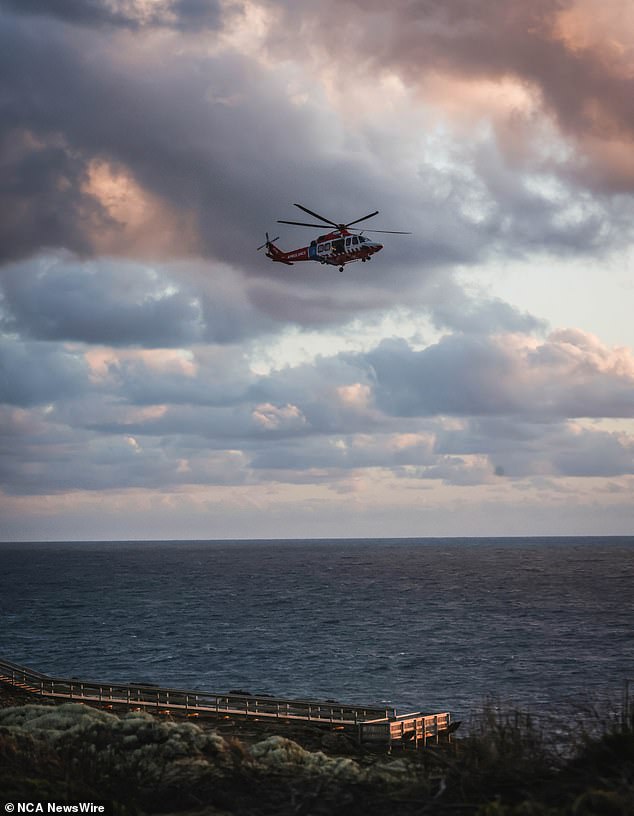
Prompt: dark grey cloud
<box><xmin>0</xmin><ymin>0</ymin><xmax>135</xmax><ymax>27</ymax></box>
<box><xmin>365</xmin><ymin>331</ymin><xmax>634</xmax><ymax>420</ymax></box>
<box><xmin>552</xmin><ymin>429</ymin><xmax>634</xmax><ymax>477</ymax></box>
<box><xmin>6</xmin><ymin>315</ymin><xmax>633</xmax><ymax>426</ymax></box>
<box><xmin>2</xmin><ymin>320</ymin><xmax>634</xmax><ymax>496</ymax></box>
<box><xmin>266</xmin><ymin>0</ymin><xmax>634</xmax><ymax>193</ymax></box>
<box><xmin>366</xmin><ymin>336</ymin><xmax>520</xmax><ymax>417</ymax></box>
<box><xmin>249</xmin><ymin>433</ymin><xmax>435</xmax><ymax>472</ymax></box>
<box><xmin>0</xmin><ymin>0</ymin><xmax>625</xmax><ymax>293</ymax></box>
<box><xmin>0</xmin><ymin>415</ymin><xmax>249</xmax><ymax>496</ymax></box>
<box><xmin>0</xmin><ymin>11</ymin><xmax>291</xmax><ymax>264</ymax></box>
<box><xmin>0</xmin><ymin>0</ymin><xmax>632</xmax><ymax>524</ymax></box>
<box><xmin>0</xmin><ymin>129</ymin><xmax>111</xmax><ymax>262</ymax></box>
<box><xmin>423</xmin><ymin>277</ymin><xmax>546</xmax><ymax>335</ymax></box>
<box><xmin>0</xmin><ymin>254</ymin><xmax>280</xmax><ymax>347</ymax></box>
<box><xmin>435</xmin><ymin>415</ymin><xmax>634</xmax><ymax>480</ymax></box>
<box><xmin>0</xmin><ymin>10</ymin><xmax>369</xmax><ymax>270</ymax></box>
<box><xmin>0</xmin><ymin>246</ymin><xmax>547</xmax><ymax>350</ymax></box>
<box><xmin>170</xmin><ymin>0</ymin><xmax>222</xmax><ymax>30</ymax></box>
<box><xmin>0</xmin><ymin>0</ymin><xmax>222</xmax><ymax>30</ymax></box>
<box><xmin>0</xmin><ymin>255</ymin><xmax>202</xmax><ymax>347</ymax></box>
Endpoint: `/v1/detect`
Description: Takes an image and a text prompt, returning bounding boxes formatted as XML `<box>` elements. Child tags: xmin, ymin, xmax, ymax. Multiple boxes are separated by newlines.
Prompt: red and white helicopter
<box><xmin>257</xmin><ymin>203</ymin><xmax>410</xmax><ymax>272</ymax></box>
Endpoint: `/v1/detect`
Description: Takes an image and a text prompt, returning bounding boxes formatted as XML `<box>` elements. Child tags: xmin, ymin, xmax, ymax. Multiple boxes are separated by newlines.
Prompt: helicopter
<box><xmin>257</xmin><ymin>203</ymin><xmax>410</xmax><ymax>272</ymax></box>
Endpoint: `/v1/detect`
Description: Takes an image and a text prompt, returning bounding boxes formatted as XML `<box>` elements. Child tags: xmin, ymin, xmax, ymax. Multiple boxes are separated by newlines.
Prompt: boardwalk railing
<box><xmin>0</xmin><ymin>658</ymin><xmax>393</xmax><ymax>723</ymax></box>
<box><xmin>0</xmin><ymin>658</ymin><xmax>451</xmax><ymax>747</ymax></box>
<box><xmin>360</xmin><ymin>711</ymin><xmax>452</xmax><ymax>748</ymax></box>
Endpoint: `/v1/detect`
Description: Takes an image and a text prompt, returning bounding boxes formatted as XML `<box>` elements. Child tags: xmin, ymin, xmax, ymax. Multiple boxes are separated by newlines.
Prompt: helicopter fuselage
<box><xmin>266</xmin><ymin>229</ymin><xmax>383</xmax><ymax>268</ymax></box>
<box><xmin>258</xmin><ymin>203</ymin><xmax>409</xmax><ymax>270</ymax></box>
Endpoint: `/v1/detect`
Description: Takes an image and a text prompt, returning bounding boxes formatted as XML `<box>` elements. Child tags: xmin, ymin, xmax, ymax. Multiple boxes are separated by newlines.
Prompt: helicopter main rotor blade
<box><xmin>277</xmin><ymin>219</ymin><xmax>331</xmax><ymax>228</ymax></box>
<box><xmin>345</xmin><ymin>210</ymin><xmax>379</xmax><ymax>227</ymax></box>
<box><xmin>349</xmin><ymin>228</ymin><xmax>412</xmax><ymax>234</ymax></box>
<box><xmin>293</xmin><ymin>203</ymin><xmax>339</xmax><ymax>227</ymax></box>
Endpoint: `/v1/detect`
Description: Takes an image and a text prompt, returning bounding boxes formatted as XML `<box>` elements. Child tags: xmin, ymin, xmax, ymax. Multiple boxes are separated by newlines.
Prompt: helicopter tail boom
<box><xmin>256</xmin><ymin>233</ymin><xmax>293</xmax><ymax>264</ymax></box>
<box><xmin>266</xmin><ymin>242</ymin><xmax>295</xmax><ymax>265</ymax></box>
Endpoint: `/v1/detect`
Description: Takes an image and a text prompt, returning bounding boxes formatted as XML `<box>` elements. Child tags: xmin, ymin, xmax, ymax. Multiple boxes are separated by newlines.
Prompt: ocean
<box><xmin>1</xmin><ymin>537</ymin><xmax>632</xmax><ymax>722</ymax></box>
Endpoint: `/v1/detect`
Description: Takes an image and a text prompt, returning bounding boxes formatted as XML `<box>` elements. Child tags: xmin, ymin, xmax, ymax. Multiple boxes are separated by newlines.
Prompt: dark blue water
<box><xmin>1</xmin><ymin>538</ymin><xmax>632</xmax><ymax>720</ymax></box>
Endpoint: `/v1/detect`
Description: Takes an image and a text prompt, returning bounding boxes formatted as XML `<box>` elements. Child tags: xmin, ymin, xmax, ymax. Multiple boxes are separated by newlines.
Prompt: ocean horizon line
<box><xmin>2</xmin><ymin>534</ymin><xmax>633</xmax><ymax>546</ymax></box>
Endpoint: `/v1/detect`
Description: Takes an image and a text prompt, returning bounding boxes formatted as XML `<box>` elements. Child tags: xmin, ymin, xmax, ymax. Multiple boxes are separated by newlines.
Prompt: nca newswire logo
<box><xmin>5</xmin><ymin>804</ymin><xmax>108</xmax><ymax>814</ymax></box>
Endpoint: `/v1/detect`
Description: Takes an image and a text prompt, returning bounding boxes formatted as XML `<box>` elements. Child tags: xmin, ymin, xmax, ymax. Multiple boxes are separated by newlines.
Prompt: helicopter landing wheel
<box><xmin>339</xmin><ymin>266</ymin><xmax>345</xmax><ymax>272</ymax></box>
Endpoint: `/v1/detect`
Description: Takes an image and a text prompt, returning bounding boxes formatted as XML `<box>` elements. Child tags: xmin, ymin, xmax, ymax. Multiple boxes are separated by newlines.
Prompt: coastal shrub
<box><xmin>0</xmin><ymin>728</ymin><xmax>103</xmax><ymax>802</ymax></box>
<box><xmin>0</xmin><ymin>703</ymin><xmax>232</xmax><ymax>809</ymax></box>
<box><xmin>2</xmin><ymin>698</ymin><xmax>632</xmax><ymax>815</ymax></box>
<box><xmin>250</xmin><ymin>734</ymin><xmax>363</xmax><ymax>781</ymax></box>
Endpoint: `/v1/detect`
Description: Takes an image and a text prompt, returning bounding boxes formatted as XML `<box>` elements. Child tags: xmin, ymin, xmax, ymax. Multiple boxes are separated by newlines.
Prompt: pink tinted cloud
<box><xmin>267</xmin><ymin>0</ymin><xmax>634</xmax><ymax>190</ymax></box>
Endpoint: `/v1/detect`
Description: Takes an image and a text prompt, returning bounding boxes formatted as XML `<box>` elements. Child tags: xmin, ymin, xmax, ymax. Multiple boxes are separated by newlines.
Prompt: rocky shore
<box><xmin>1</xmin><ymin>681</ymin><xmax>632</xmax><ymax>815</ymax></box>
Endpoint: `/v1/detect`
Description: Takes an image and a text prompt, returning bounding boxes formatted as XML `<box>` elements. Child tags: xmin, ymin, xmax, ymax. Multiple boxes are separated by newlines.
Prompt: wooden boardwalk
<box><xmin>0</xmin><ymin>658</ymin><xmax>452</xmax><ymax>748</ymax></box>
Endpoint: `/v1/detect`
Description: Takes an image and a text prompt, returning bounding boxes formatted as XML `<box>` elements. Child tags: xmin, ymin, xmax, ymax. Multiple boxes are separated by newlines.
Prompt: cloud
<box><xmin>1</xmin><ymin>0</ymin><xmax>633</xmax><ymax>532</ymax></box>
<box><xmin>0</xmin><ymin>0</ymin><xmax>223</xmax><ymax>31</ymax></box>
<box><xmin>423</xmin><ymin>277</ymin><xmax>547</xmax><ymax>335</ymax></box>
<box><xmin>99</xmin><ymin>345</ymin><xmax>256</xmax><ymax>407</ymax></box>
<box><xmin>0</xmin><ymin>253</ymin><xmax>285</xmax><ymax>346</ymax></box>
<box><xmin>0</xmin><ymin>254</ymin><xmax>202</xmax><ymax>346</ymax></box>
<box><xmin>0</xmin><ymin>407</ymin><xmax>249</xmax><ymax>495</ymax></box>
<box><xmin>2</xmin><ymin>0</ymin><xmax>628</xmax><ymax>285</ymax></box>
<box><xmin>436</xmin><ymin>416</ymin><xmax>634</xmax><ymax>480</ymax></box>
<box><xmin>0</xmin><ymin>337</ymin><xmax>90</xmax><ymax>406</ymax></box>
<box><xmin>0</xmin><ymin>250</ymin><xmax>447</xmax><ymax>347</ymax></box>
<box><xmin>0</xmin><ymin>129</ymin><xmax>111</xmax><ymax>262</ymax></box>
<box><xmin>2</xmin><ymin>317</ymin><xmax>634</xmax><ymax>498</ymax></box>
<box><xmin>265</xmin><ymin>0</ymin><xmax>634</xmax><ymax>193</ymax></box>
<box><xmin>551</xmin><ymin>426</ymin><xmax>634</xmax><ymax>477</ymax></box>
<box><xmin>364</xmin><ymin>330</ymin><xmax>634</xmax><ymax>419</ymax></box>
<box><xmin>249</xmin><ymin>432</ymin><xmax>435</xmax><ymax>472</ymax></box>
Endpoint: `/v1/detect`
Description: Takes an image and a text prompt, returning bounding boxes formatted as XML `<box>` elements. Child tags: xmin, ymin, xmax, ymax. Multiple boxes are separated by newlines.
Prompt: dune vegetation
<box><xmin>0</xmin><ymin>691</ymin><xmax>632</xmax><ymax>815</ymax></box>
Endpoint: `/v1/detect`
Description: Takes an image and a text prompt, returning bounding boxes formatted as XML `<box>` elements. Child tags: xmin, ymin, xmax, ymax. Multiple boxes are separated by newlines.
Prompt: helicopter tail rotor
<box><xmin>256</xmin><ymin>232</ymin><xmax>280</xmax><ymax>251</ymax></box>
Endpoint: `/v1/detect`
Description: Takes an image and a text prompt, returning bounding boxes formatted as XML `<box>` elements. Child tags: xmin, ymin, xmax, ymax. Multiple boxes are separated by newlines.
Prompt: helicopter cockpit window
<box><xmin>352</xmin><ymin>236</ymin><xmax>358</xmax><ymax>245</ymax></box>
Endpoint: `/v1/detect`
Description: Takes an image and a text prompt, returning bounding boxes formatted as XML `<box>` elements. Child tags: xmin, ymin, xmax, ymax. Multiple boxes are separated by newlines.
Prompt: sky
<box><xmin>1</xmin><ymin>0</ymin><xmax>634</xmax><ymax>540</ymax></box>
